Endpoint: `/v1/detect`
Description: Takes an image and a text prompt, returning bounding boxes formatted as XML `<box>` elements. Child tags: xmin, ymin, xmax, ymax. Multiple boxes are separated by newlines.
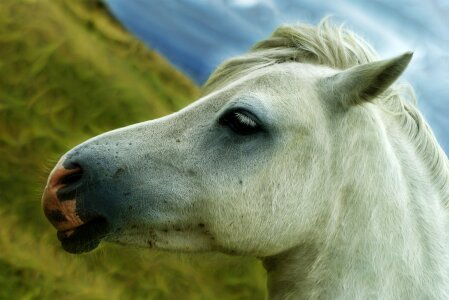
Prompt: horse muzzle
<box><xmin>42</xmin><ymin>156</ymin><xmax>110</xmax><ymax>254</ymax></box>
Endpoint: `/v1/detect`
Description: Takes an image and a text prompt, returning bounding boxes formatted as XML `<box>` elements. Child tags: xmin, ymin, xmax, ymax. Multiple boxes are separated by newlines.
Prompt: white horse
<box><xmin>42</xmin><ymin>20</ymin><xmax>449</xmax><ymax>299</ymax></box>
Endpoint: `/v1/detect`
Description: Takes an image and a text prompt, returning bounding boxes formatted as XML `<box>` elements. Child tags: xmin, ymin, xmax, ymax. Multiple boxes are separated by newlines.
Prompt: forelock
<box><xmin>202</xmin><ymin>18</ymin><xmax>378</xmax><ymax>95</ymax></box>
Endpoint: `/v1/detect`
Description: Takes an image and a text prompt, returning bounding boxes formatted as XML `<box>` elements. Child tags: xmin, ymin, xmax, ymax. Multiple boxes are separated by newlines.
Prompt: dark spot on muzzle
<box><xmin>48</xmin><ymin>210</ymin><xmax>68</xmax><ymax>223</ymax></box>
<box><xmin>113</xmin><ymin>167</ymin><xmax>125</xmax><ymax>179</ymax></box>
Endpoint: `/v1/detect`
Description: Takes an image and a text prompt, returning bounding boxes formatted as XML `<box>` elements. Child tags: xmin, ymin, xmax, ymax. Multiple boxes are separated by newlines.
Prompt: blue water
<box><xmin>105</xmin><ymin>0</ymin><xmax>449</xmax><ymax>152</ymax></box>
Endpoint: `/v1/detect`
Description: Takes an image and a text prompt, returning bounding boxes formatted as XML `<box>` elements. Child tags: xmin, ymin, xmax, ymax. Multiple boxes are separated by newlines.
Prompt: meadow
<box><xmin>0</xmin><ymin>0</ymin><xmax>266</xmax><ymax>298</ymax></box>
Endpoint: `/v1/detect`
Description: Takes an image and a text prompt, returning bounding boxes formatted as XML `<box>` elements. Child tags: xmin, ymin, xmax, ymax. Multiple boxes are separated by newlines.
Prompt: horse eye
<box><xmin>219</xmin><ymin>109</ymin><xmax>262</xmax><ymax>135</ymax></box>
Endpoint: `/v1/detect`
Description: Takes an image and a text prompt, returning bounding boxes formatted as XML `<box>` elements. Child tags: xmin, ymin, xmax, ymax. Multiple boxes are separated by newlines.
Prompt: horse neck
<box><xmin>263</xmin><ymin>105</ymin><xmax>449</xmax><ymax>300</ymax></box>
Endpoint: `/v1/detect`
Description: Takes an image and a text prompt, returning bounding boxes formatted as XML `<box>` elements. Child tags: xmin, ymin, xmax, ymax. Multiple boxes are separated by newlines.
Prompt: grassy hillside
<box><xmin>0</xmin><ymin>0</ymin><xmax>266</xmax><ymax>298</ymax></box>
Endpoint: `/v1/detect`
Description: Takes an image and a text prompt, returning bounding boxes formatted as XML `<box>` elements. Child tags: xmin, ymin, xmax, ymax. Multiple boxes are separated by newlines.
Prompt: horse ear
<box><xmin>326</xmin><ymin>52</ymin><xmax>413</xmax><ymax>107</ymax></box>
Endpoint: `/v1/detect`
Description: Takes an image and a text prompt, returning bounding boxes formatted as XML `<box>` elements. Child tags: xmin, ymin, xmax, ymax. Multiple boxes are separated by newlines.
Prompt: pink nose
<box><xmin>42</xmin><ymin>158</ymin><xmax>85</xmax><ymax>234</ymax></box>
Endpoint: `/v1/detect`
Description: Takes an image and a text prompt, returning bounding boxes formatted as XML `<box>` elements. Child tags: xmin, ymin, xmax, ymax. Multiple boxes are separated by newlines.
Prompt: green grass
<box><xmin>0</xmin><ymin>0</ymin><xmax>266</xmax><ymax>298</ymax></box>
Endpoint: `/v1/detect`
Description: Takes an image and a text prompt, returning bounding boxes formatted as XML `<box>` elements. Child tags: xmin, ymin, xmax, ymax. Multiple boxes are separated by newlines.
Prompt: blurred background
<box><xmin>0</xmin><ymin>0</ymin><xmax>447</xmax><ymax>299</ymax></box>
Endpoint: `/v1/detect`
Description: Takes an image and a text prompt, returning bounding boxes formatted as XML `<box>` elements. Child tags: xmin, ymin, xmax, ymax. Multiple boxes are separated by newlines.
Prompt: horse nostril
<box><xmin>59</xmin><ymin>168</ymin><xmax>83</xmax><ymax>186</ymax></box>
<box><xmin>57</xmin><ymin>165</ymin><xmax>84</xmax><ymax>201</ymax></box>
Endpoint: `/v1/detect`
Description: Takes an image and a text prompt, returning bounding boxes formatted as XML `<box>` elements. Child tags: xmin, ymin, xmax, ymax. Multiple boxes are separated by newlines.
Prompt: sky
<box><xmin>105</xmin><ymin>0</ymin><xmax>448</xmax><ymax>152</ymax></box>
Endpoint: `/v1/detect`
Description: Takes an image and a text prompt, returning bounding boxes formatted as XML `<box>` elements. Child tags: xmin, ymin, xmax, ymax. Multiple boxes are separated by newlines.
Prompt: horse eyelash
<box><xmin>233</xmin><ymin>112</ymin><xmax>258</xmax><ymax>127</ymax></box>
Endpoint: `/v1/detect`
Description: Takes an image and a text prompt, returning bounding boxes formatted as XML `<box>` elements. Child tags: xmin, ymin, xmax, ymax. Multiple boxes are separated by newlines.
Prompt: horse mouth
<box><xmin>57</xmin><ymin>217</ymin><xmax>110</xmax><ymax>254</ymax></box>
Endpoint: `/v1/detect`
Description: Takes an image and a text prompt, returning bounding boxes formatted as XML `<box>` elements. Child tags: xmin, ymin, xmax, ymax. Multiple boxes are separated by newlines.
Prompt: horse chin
<box><xmin>56</xmin><ymin>217</ymin><xmax>110</xmax><ymax>254</ymax></box>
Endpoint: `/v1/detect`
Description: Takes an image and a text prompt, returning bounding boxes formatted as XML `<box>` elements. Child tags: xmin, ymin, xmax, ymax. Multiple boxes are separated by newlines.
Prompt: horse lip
<box><xmin>57</xmin><ymin>217</ymin><xmax>110</xmax><ymax>254</ymax></box>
